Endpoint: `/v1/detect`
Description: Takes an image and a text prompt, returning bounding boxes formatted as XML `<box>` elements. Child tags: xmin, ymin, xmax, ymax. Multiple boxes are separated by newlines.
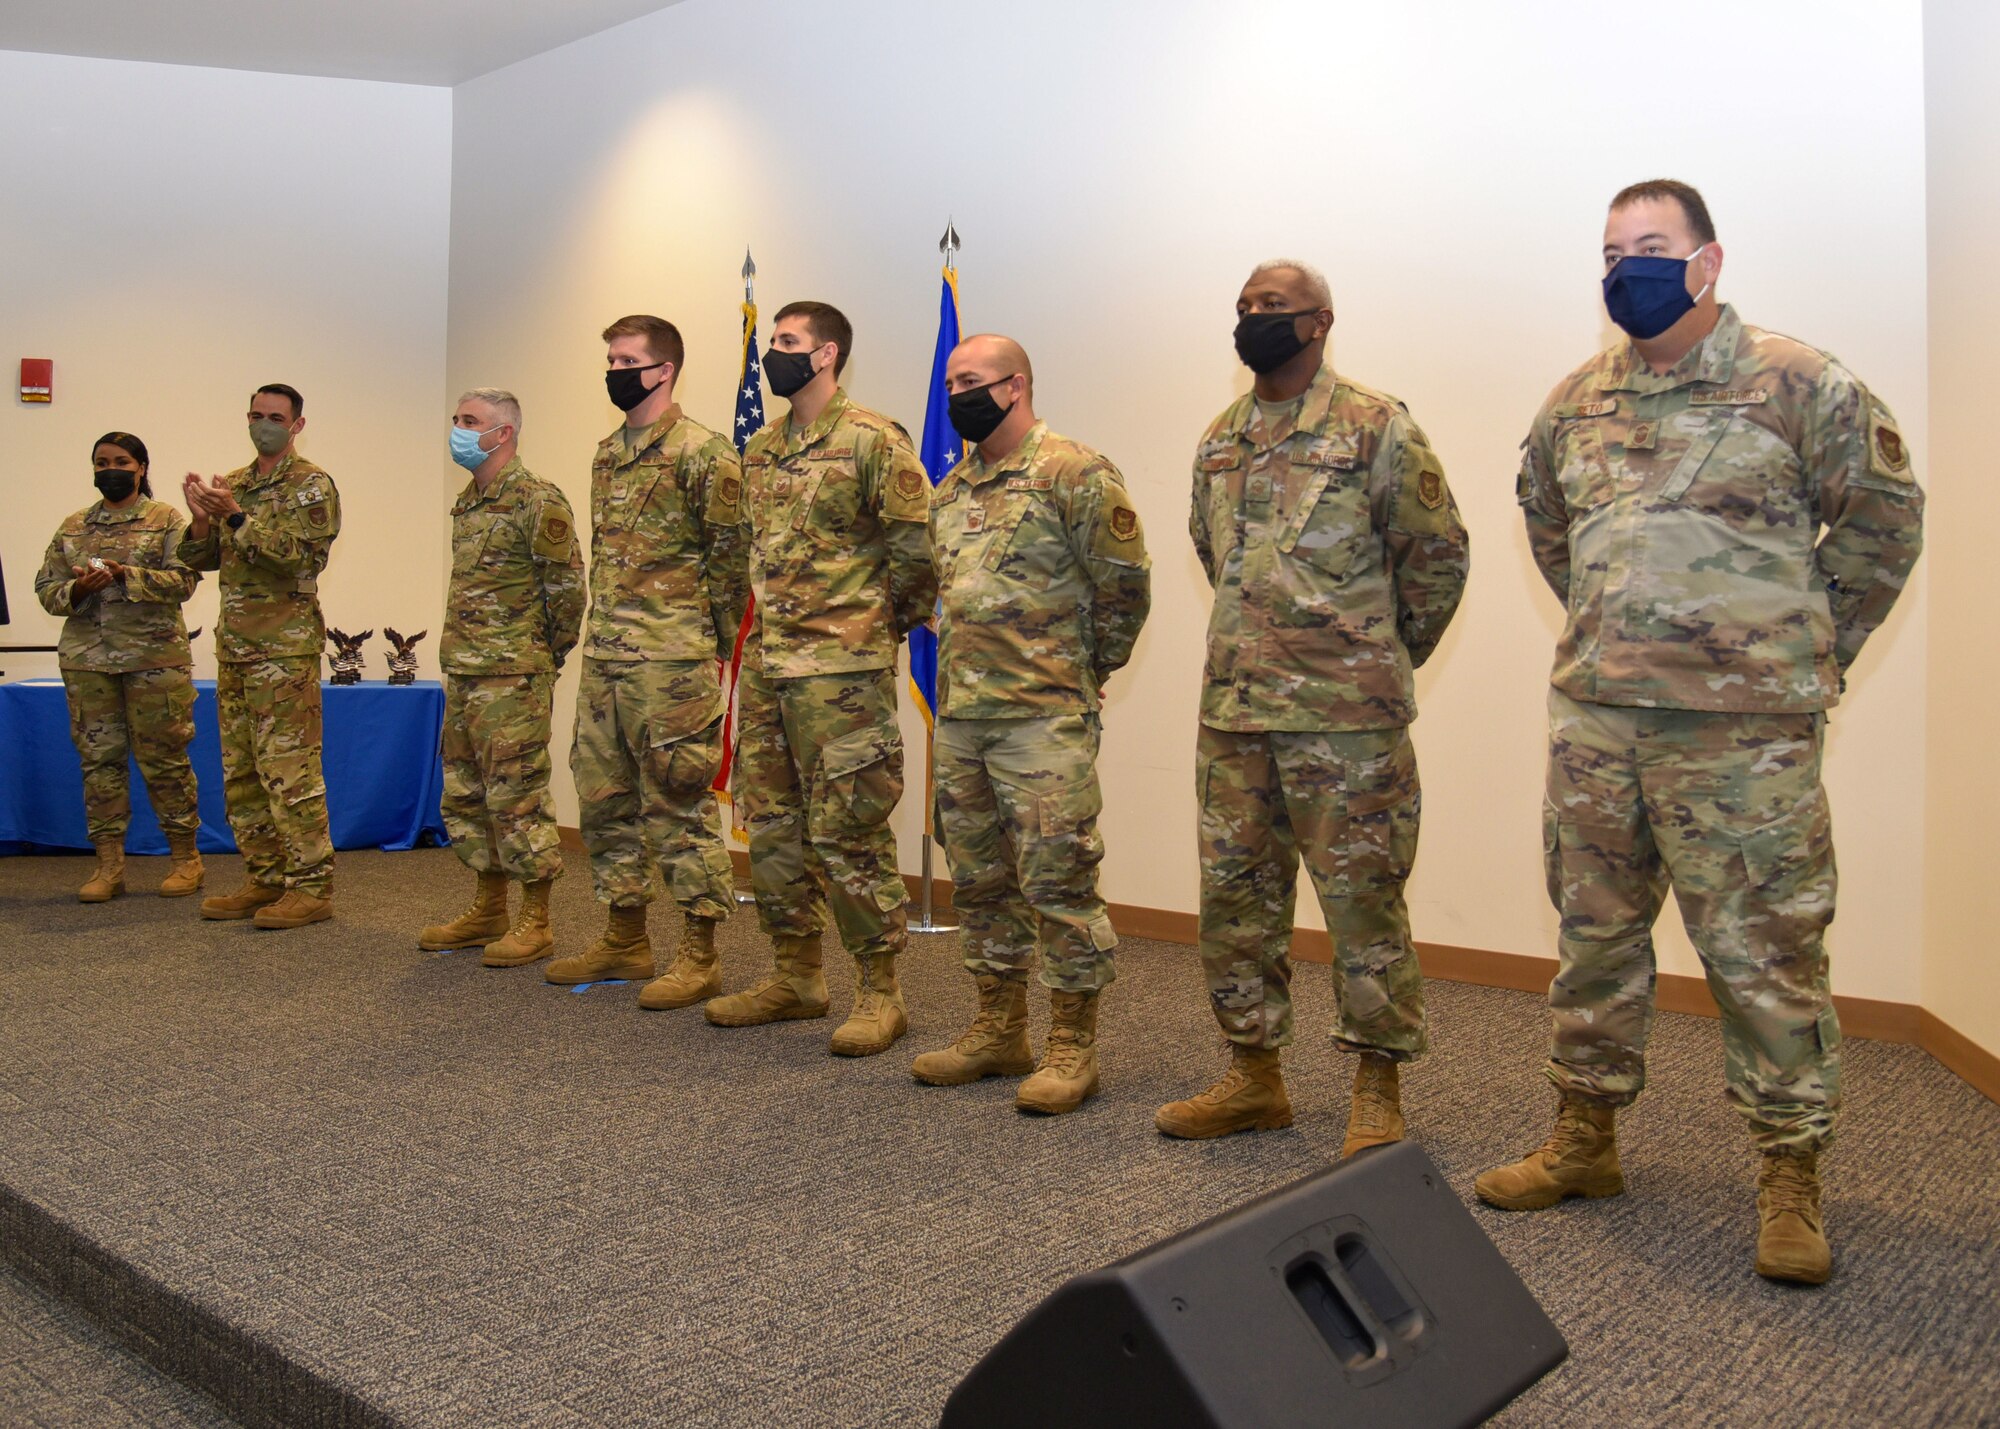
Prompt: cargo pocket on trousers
<box><xmin>1816</xmin><ymin>1003</ymin><xmax>1842</xmax><ymax>1054</ymax></box>
<box><xmin>1541</xmin><ymin>798</ymin><xmax>1563</xmax><ymax>908</ymax></box>
<box><xmin>1738</xmin><ymin>790</ymin><xmax>1835</xmax><ymax>900</ymax></box>
<box><xmin>644</xmin><ymin>694</ymin><xmax>723</xmax><ymax>797</ymax></box>
<box><xmin>1039</xmin><ymin>779</ymin><xmax>1104</xmax><ymax>839</ymax></box>
<box><xmin>815</xmin><ymin>727</ymin><xmax>901</xmax><ymax>830</ymax></box>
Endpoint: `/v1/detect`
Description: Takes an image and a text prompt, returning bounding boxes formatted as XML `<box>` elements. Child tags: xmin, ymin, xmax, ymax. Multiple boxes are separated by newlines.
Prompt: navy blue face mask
<box><xmin>1602</xmin><ymin>245</ymin><xmax>1711</xmax><ymax>340</ymax></box>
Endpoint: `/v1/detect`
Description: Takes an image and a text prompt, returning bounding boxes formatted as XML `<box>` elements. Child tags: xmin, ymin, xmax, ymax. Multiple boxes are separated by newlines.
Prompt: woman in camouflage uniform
<box><xmin>34</xmin><ymin>432</ymin><xmax>204</xmax><ymax>901</ymax></box>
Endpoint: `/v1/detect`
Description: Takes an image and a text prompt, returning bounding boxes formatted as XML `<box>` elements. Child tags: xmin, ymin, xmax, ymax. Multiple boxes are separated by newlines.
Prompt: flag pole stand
<box><xmin>907</xmin><ymin>721</ymin><xmax>958</xmax><ymax>934</ymax></box>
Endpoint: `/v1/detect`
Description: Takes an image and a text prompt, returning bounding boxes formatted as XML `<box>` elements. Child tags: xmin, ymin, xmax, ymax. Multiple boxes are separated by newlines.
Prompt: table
<box><xmin>0</xmin><ymin>678</ymin><xmax>447</xmax><ymax>856</ymax></box>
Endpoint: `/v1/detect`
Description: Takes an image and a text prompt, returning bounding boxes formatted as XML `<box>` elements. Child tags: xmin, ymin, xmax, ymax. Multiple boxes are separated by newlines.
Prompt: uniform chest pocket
<box><xmin>800</xmin><ymin>459</ymin><xmax>863</xmax><ymax>546</ymax></box>
<box><xmin>453</xmin><ymin>517</ymin><xmax>502</xmax><ymax>572</ymax></box>
<box><xmin>1278</xmin><ymin>465</ymin><xmax>1367</xmax><ymax>580</ymax></box>
<box><xmin>1659</xmin><ymin>409</ymin><xmax>1805</xmax><ymax>531</ymax></box>
<box><xmin>986</xmin><ymin>497</ymin><xmax>1063</xmax><ymax>588</ymax></box>
<box><xmin>1552</xmin><ymin>416</ymin><xmax>1616</xmax><ymax>511</ymax></box>
<box><xmin>1199</xmin><ymin>450</ymin><xmax>1244</xmax><ymax>566</ymax></box>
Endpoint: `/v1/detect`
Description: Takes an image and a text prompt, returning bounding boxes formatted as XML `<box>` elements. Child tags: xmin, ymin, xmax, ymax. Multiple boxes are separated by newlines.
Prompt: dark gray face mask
<box><xmin>948</xmin><ymin>376</ymin><xmax>1018</xmax><ymax>444</ymax></box>
<box><xmin>1233</xmin><ymin>309</ymin><xmax>1318</xmax><ymax>374</ymax></box>
<box><xmin>249</xmin><ymin>418</ymin><xmax>293</xmax><ymax>456</ymax></box>
<box><xmin>94</xmin><ymin>469</ymin><xmax>138</xmax><ymax>502</ymax></box>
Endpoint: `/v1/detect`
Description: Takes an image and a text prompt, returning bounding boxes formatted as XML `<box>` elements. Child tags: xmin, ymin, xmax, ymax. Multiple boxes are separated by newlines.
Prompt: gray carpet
<box><xmin>1</xmin><ymin>847</ymin><xmax>1996</xmax><ymax>1428</ymax></box>
<box><xmin>0</xmin><ymin>1263</ymin><xmax>235</xmax><ymax>1429</ymax></box>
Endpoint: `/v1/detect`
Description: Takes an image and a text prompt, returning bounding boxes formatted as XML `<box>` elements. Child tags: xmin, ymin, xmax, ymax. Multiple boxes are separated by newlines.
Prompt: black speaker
<box><xmin>941</xmin><ymin>1141</ymin><xmax>1565</xmax><ymax>1428</ymax></box>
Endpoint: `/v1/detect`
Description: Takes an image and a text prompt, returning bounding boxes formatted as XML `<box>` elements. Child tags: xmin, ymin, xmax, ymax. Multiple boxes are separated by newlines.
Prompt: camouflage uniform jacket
<box><xmin>1192</xmin><ymin>363</ymin><xmax>1469</xmax><ymax>732</ymax></box>
<box><xmin>931</xmin><ymin>421</ymin><xmax>1151</xmax><ymax>720</ymax></box>
<box><xmin>175</xmin><ymin>453</ymin><xmax>340</xmax><ymax>664</ymax></box>
<box><xmin>583</xmin><ymin>406</ymin><xmax>748</xmax><ymax>663</ymax></box>
<box><xmin>35</xmin><ymin>496</ymin><xmax>199</xmax><ymax>672</ymax></box>
<box><xmin>739</xmin><ymin>388</ymin><xmax>936</xmax><ymax>680</ymax></box>
<box><xmin>440</xmin><ymin>457</ymin><xmax>585</xmax><ymax>675</ymax></box>
<box><xmin>1517</xmin><ymin>305</ymin><xmax>1925</xmax><ymax>713</ymax></box>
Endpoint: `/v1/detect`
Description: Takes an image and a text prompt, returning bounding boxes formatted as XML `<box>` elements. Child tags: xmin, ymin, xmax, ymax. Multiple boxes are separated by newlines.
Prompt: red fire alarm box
<box><xmin>20</xmin><ymin>359</ymin><xmax>52</xmax><ymax>403</ymax></box>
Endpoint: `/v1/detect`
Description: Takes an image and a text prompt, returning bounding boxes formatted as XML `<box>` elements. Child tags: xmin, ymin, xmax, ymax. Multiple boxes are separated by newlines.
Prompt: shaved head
<box><xmin>950</xmin><ymin>333</ymin><xmax>1033</xmax><ymax>393</ymax></box>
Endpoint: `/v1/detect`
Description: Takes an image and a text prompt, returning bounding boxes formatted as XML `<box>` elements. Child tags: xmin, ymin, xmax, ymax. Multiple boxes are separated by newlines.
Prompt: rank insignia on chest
<box><xmin>1244</xmin><ymin>474</ymin><xmax>1273</xmax><ymax>504</ymax></box>
<box><xmin>963</xmin><ymin>507</ymin><xmax>987</xmax><ymax>534</ymax></box>
<box><xmin>1624</xmin><ymin>421</ymin><xmax>1658</xmax><ymax>451</ymax></box>
<box><xmin>774</xmin><ymin>473</ymin><xmax>792</xmax><ymax>499</ymax></box>
<box><xmin>1109</xmin><ymin>506</ymin><xmax>1138</xmax><ymax>541</ymax></box>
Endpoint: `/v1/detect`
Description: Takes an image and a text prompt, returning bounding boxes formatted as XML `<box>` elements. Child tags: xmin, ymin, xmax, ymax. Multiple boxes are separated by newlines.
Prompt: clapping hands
<box><xmin>183</xmin><ymin>473</ymin><xmax>241</xmax><ymax>535</ymax></box>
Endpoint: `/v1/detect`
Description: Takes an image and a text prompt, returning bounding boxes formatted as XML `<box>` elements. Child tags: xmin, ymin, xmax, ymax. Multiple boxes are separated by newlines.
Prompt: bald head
<box><xmin>947</xmin><ymin>333</ymin><xmax>1033</xmax><ymax>394</ymax></box>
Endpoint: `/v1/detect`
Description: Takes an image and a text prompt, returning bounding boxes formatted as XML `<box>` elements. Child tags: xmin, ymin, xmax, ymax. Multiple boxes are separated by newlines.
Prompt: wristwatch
<box><xmin>226</xmin><ymin>512</ymin><xmax>247</xmax><ymax>530</ymax></box>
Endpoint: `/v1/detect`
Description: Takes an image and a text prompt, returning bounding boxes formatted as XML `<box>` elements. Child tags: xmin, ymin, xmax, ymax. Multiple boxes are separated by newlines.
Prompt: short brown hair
<box><xmin>600</xmin><ymin>314</ymin><xmax>685</xmax><ymax>371</ymax></box>
<box><xmin>774</xmin><ymin>300</ymin><xmax>853</xmax><ymax>377</ymax></box>
<box><xmin>1610</xmin><ymin>179</ymin><xmax>1716</xmax><ymax>247</ymax></box>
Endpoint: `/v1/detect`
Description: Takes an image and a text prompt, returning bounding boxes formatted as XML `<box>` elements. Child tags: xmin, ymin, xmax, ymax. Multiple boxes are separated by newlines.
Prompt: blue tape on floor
<box><xmin>568</xmin><ymin>979</ymin><xmax>630</xmax><ymax>994</ymax></box>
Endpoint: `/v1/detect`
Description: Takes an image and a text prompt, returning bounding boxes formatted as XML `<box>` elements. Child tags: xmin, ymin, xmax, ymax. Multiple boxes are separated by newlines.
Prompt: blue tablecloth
<box><xmin>0</xmin><ymin>678</ymin><xmax>446</xmax><ymax>856</ymax></box>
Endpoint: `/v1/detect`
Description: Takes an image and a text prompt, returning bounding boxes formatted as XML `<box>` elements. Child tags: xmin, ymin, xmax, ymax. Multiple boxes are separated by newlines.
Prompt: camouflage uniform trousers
<box><xmin>571</xmin><ymin>657</ymin><xmax>734</xmax><ymax>917</ymax></box>
<box><xmin>1197</xmin><ymin>722</ymin><xmax>1427</xmax><ymax>1058</ymax></box>
<box><xmin>61</xmin><ymin>666</ymin><xmax>200</xmax><ymax>846</ymax></box>
<box><xmin>1542</xmin><ymin>689</ymin><xmax>1840</xmax><ymax>1152</ymax></box>
<box><xmin>216</xmin><ymin>656</ymin><xmax>334</xmax><ymax>895</ymax></box>
<box><xmin>442</xmin><ymin>672</ymin><xmax>563</xmax><ymax>883</ymax></box>
<box><xmin>936</xmin><ymin>712</ymin><xmax>1118</xmax><ymax>994</ymax></box>
<box><xmin>736</xmin><ymin>660</ymin><xmax>906</xmax><ymax>959</ymax></box>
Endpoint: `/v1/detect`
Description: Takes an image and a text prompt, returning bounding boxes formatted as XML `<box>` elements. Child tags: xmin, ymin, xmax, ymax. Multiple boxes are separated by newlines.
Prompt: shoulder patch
<box><xmin>1109</xmin><ymin>506</ymin><xmax>1138</xmax><ymax>541</ymax></box>
<box><xmin>1868</xmin><ymin>410</ymin><xmax>1912</xmax><ymax>481</ymax></box>
<box><xmin>532</xmin><ymin>505</ymin><xmax>575</xmax><ymax>560</ymax></box>
<box><xmin>897</xmin><ymin>468</ymin><xmax>924</xmax><ymax>502</ymax></box>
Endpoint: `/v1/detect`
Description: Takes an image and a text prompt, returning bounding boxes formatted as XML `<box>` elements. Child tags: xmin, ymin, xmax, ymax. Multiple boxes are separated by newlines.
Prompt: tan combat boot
<box><xmin>704</xmin><ymin>934</ymin><xmax>830</xmax><ymax>1026</ymax></box>
<box><xmin>912</xmin><ymin>974</ymin><xmax>1034</xmax><ymax>1085</ymax></box>
<box><xmin>545</xmin><ymin>904</ymin><xmax>653</xmax><ymax>985</ymax></box>
<box><xmin>418</xmin><ymin>870</ymin><xmax>510</xmax><ymax>950</ymax></box>
<box><xmin>483</xmin><ymin>879</ymin><xmax>555</xmax><ymax>968</ymax></box>
<box><xmin>1755</xmin><ymin>1148</ymin><xmax>1832</xmax><ymax>1285</ymax></box>
<box><xmin>1341</xmin><ymin>1052</ymin><xmax>1407</xmax><ymax>1158</ymax></box>
<box><xmin>1474</xmin><ymin>1096</ymin><xmax>1624</xmax><ymax>1210</ymax></box>
<box><xmin>637</xmin><ymin>915</ymin><xmax>723</xmax><ymax>1009</ymax></box>
<box><xmin>1154</xmin><ymin>1046</ymin><xmax>1293</xmax><ymax>1138</ymax></box>
<box><xmin>157</xmin><ymin>835</ymin><xmax>205</xmax><ymax>897</ymax></box>
<box><xmin>829</xmin><ymin>953</ymin><xmax>909</xmax><ymax>1057</ymax></box>
<box><xmin>1017</xmin><ymin>989</ymin><xmax>1102</xmax><ymax>1115</ymax></box>
<box><xmin>254</xmin><ymin>888</ymin><xmax>333</xmax><ymax>929</ymax></box>
<box><xmin>200</xmin><ymin>880</ymin><xmax>284</xmax><ymax>920</ymax></box>
<box><xmin>77</xmin><ymin>843</ymin><xmax>126</xmax><ymax>902</ymax></box>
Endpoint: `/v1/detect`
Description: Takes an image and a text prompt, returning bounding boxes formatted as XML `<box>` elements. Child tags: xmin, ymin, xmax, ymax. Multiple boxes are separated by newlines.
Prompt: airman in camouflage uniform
<box><xmin>545</xmin><ymin>316</ymin><xmax>751</xmax><ymax>1004</ymax></box>
<box><xmin>417</xmin><ymin>390</ymin><xmax>586</xmax><ymax>968</ymax></box>
<box><xmin>704</xmin><ymin>301</ymin><xmax>937</xmax><ymax>1058</ymax></box>
<box><xmin>908</xmin><ymin>334</ymin><xmax>1150</xmax><ymax>1115</ymax></box>
<box><xmin>1474</xmin><ymin>181</ymin><xmax>1924</xmax><ymax>1288</ymax></box>
<box><xmin>35</xmin><ymin>433</ymin><xmax>203</xmax><ymax>901</ymax></box>
<box><xmin>178</xmin><ymin>384</ymin><xmax>341</xmax><ymax>930</ymax></box>
<box><xmin>1156</xmin><ymin>262</ymin><xmax>1469</xmax><ymax>1158</ymax></box>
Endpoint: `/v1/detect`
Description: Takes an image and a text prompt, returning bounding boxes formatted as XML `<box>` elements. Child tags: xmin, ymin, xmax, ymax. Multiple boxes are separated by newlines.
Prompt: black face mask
<box><xmin>94</xmin><ymin>470</ymin><xmax>138</xmax><ymax>502</ymax></box>
<box><xmin>1233</xmin><ymin>309</ymin><xmax>1319</xmax><ymax>375</ymax></box>
<box><xmin>605</xmin><ymin>361</ymin><xmax>666</xmax><ymax>413</ymax></box>
<box><xmin>948</xmin><ymin>376</ymin><xmax>1018</xmax><ymax>444</ymax></box>
<box><xmin>763</xmin><ymin>347</ymin><xmax>820</xmax><ymax>399</ymax></box>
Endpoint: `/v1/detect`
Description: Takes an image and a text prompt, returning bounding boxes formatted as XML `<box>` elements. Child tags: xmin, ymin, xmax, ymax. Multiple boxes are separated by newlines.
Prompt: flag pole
<box><xmin>910</xmin><ymin>220</ymin><xmax>962</xmax><ymax>935</ymax></box>
<box><xmin>732</xmin><ymin>245</ymin><xmax>759</xmax><ymax>904</ymax></box>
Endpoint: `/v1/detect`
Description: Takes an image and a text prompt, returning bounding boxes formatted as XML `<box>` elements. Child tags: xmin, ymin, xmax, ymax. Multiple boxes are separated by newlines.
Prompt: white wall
<box><xmin>450</xmin><ymin>0</ymin><xmax>1931</xmax><ymax>1002</ymax></box>
<box><xmin>1922</xmin><ymin>0</ymin><xmax>2000</xmax><ymax>1055</ymax></box>
<box><xmin>0</xmin><ymin>51</ymin><xmax>452</xmax><ymax>682</ymax></box>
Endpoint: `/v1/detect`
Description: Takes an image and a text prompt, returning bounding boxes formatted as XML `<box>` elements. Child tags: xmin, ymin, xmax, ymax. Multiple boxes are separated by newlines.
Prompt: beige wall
<box><xmin>1922</xmin><ymin>0</ymin><xmax>2000</xmax><ymax>1055</ymax></box>
<box><xmin>448</xmin><ymin>0</ymin><xmax>1932</xmax><ymax>1002</ymax></box>
<box><xmin>0</xmin><ymin>50</ymin><xmax>452</xmax><ymax>683</ymax></box>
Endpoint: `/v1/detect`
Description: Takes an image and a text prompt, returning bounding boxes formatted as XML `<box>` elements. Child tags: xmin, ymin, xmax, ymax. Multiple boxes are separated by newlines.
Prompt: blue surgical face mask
<box><xmin>450</xmin><ymin>423</ymin><xmax>501</xmax><ymax>470</ymax></box>
<box><xmin>1602</xmin><ymin>244</ymin><xmax>1712</xmax><ymax>340</ymax></box>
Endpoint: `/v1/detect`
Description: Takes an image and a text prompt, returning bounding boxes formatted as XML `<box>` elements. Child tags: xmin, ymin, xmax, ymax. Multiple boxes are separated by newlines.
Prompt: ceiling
<box><xmin>0</xmin><ymin>1</ymin><xmax>686</xmax><ymax>86</ymax></box>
